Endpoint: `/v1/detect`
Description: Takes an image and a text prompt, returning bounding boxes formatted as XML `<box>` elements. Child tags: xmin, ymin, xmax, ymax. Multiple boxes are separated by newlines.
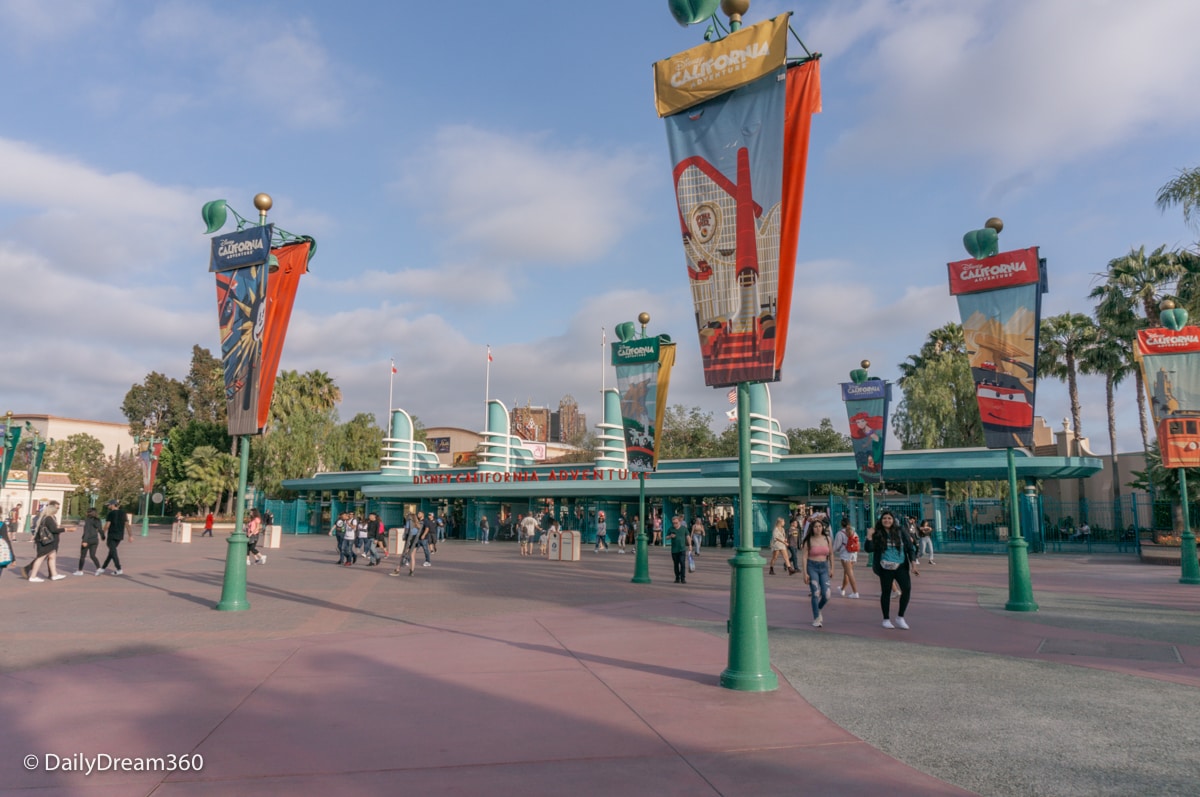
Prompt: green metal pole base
<box><xmin>1004</xmin><ymin>536</ymin><xmax>1038</xmax><ymax>612</ymax></box>
<box><xmin>1179</xmin><ymin>532</ymin><xmax>1200</xmax><ymax>585</ymax></box>
<box><xmin>215</xmin><ymin>531</ymin><xmax>251</xmax><ymax>611</ymax></box>
<box><xmin>632</xmin><ymin>472</ymin><xmax>650</xmax><ymax>584</ymax></box>
<box><xmin>216</xmin><ymin>434</ymin><xmax>252</xmax><ymax>612</ymax></box>
<box><xmin>141</xmin><ymin>493</ymin><xmax>150</xmax><ymax>537</ymax></box>
<box><xmin>719</xmin><ymin>549</ymin><xmax>778</xmax><ymax>691</ymax></box>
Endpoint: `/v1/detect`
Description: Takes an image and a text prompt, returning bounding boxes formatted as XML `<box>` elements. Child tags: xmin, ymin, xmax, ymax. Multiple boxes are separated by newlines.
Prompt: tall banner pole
<box><xmin>204</xmin><ymin>191</ymin><xmax>311</xmax><ymax>611</ymax></box>
<box><xmin>1135</xmin><ymin>299</ymin><xmax>1200</xmax><ymax>585</ymax></box>
<box><xmin>948</xmin><ymin>219</ymin><xmax>1044</xmax><ymax>611</ymax></box>
<box><xmin>655</xmin><ymin>6</ymin><xmax>821</xmax><ymax>692</ymax></box>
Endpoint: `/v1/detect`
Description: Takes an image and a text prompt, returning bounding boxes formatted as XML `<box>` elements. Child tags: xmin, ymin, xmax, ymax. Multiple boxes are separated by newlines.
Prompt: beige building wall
<box><xmin>10</xmin><ymin>414</ymin><xmax>134</xmax><ymax>459</ymax></box>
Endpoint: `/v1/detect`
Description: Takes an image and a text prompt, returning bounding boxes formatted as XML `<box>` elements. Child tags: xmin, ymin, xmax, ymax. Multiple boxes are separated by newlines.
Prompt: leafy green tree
<box><xmin>324</xmin><ymin>413</ymin><xmax>385</xmax><ymax>472</ymax></box>
<box><xmin>44</xmin><ymin>433</ymin><xmax>106</xmax><ymax>515</ymax></box>
<box><xmin>169</xmin><ymin>444</ymin><xmax>237</xmax><ymax>514</ymax></box>
<box><xmin>122</xmin><ymin>371</ymin><xmax>189</xmax><ymax>438</ymax></box>
<box><xmin>95</xmin><ymin>452</ymin><xmax>144</xmax><ymax>509</ymax></box>
<box><xmin>157</xmin><ymin>420</ymin><xmax>232</xmax><ymax>509</ymax></box>
<box><xmin>1038</xmin><ymin>312</ymin><xmax>1098</xmax><ymax>446</ymax></box>
<box><xmin>787</xmin><ymin>418</ymin><xmax>852</xmax><ymax>454</ymax></box>
<box><xmin>892</xmin><ymin>333</ymin><xmax>982</xmax><ymax>449</ymax></box>
<box><xmin>252</xmin><ymin>370</ymin><xmax>342</xmax><ymax>498</ymax></box>
<box><xmin>657</xmin><ymin>405</ymin><xmax>717</xmax><ymax>460</ymax></box>
<box><xmin>185</xmin><ymin>345</ymin><xmax>225</xmax><ymax>424</ymax></box>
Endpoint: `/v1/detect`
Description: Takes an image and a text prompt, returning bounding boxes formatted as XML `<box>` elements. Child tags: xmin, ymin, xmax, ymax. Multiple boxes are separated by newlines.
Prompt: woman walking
<box><xmin>74</xmin><ymin>507</ymin><xmax>104</xmax><ymax>575</ymax></box>
<box><xmin>767</xmin><ymin>517</ymin><xmax>792</xmax><ymax>575</ymax></box>
<box><xmin>246</xmin><ymin>508</ymin><xmax>266</xmax><ymax>566</ymax></box>
<box><xmin>25</xmin><ymin>501</ymin><xmax>68</xmax><ymax>582</ymax></box>
<box><xmin>833</xmin><ymin>518</ymin><xmax>860</xmax><ymax>598</ymax></box>
<box><xmin>864</xmin><ymin>510</ymin><xmax>919</xmax><ymax>629</ymax></box>
<box><xmin>800</xmin><ymin>518</ymin><xmax>834</xmax><ymax>626</ymax></box>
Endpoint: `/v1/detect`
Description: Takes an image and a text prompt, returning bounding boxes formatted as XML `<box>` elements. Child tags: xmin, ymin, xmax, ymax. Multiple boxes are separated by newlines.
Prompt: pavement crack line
<box><xmin>532</xmin><ymin>617</ymin><xmax>726</xmax><ymax>797</ymax></box>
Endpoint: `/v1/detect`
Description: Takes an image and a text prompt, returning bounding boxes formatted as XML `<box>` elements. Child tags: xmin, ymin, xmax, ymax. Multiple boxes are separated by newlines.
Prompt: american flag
<box><xmin>727</xmin><ymin>388</ymin><xmax>737</xmax><ymax>404</ymax></box>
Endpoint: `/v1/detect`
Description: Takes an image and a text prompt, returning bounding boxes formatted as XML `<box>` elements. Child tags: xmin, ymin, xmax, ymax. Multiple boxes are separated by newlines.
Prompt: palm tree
<box><xmin>1079</xmin><ymin>328</ymin><xmax>1131</xmax><ymax>521</ymax></box>
<box><xmin>1156</xmin><ymin>166</ymin><xmax>1200</xmax><ymax>234</ymax></box>
<box><xmin>1038</xmin><ymin>313</ymin><xmax>1098</xmax><ymax>452</ymax></box>
<box><xmin>1089</xmin><ymin>284</ymin><xmax>1151</xmax><ymax>452</ymax></box>
<box><xmin>898</xmin><ymin>323</ymin><xmax>965</xmax><ymax>385</ymax></box>
<box><xmin>1089</xmin><ymin>245</ymin><xmax>1191</xmax><ymax>452</ymax></box>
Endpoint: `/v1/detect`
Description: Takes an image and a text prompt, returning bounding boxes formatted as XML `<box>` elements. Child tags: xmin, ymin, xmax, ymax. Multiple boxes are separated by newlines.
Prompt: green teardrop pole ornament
<box><xmin>962</xmin><ymin>217</ymin><xmax>1003</xmax><ymax>260</ymax></box>
<box><xmin>201</xmin><ymin>200</ymin><xmax>228</xmax><ymax>234</ymax></box>
<box><xmin>669</xmin><ymin>0</ymin><xmax>720</xmax><ymax>26</ymax></box>
<box><xmin>1160</xmin><ymin>299</ymin><xmax>1200</xmax><ymax>584</ymax></box>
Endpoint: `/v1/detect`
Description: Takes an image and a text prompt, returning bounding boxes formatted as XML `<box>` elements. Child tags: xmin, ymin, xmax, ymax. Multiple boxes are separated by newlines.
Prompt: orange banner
<box><xmin>256</xmin><ymin>240</ymin><xmax>311</xmax><ymax>431</ymax></box>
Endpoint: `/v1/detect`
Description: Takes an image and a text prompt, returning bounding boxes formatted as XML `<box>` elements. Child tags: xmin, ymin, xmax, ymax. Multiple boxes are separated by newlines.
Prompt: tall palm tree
<box><xmin>1156</xmin><ymin>166</ymin><xmax>1200</xmax><ymax>234</ymax></box>
<box><xmin>1079</xmin><ymin>328</ymin><xmax>1131</xmax><ymax>515</ymax></box>
<box><xmin>1089</xmin><ymin>284</ymin><xmax>1151</xmax><ymax>452</ymax></box>
<box><xmin>1038</xmin><ymin>313</ymin><xmax>1098</xmax><ymax>453</ymax></box>
<box><xmin>898</xmin><ymin>322</ymin><xmax>965</xmax><ymax>385</ymax></box>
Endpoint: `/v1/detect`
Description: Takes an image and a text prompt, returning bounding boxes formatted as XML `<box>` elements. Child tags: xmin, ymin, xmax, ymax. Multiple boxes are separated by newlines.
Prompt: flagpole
<box><xmin>485</xmin><ymin>345</ymin><xmax>492</xmax><ymax>429</ymax></box>
<box><xmin>388</xmin><ymin>357</ymin><xmax>395</xmax><ymax>422</ymax></box>
<box><xmin>600</xmin><ymin>326</ymin><xmax>606</xmax><ymax>425</ymax></box>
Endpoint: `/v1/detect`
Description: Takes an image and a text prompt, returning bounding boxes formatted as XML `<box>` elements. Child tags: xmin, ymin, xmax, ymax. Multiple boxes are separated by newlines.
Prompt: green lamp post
<box><xmin>21</xmin><ymin>424</ymin><xmax>46</xmax><ymax>535</ymax></box>
<box><xmin>1155</xmin><ymin>300</ymin><xmax>1200</xmax><ymax>585</ymax></box>
<box><xmin>133</xmin><ymin>433</ymin><xmax>164</xmax><ymax>537</ymax></box>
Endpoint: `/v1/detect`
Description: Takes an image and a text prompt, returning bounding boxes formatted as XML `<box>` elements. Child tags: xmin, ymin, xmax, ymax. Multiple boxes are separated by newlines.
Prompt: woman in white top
<box><xmin>832</xmin><ymin>518</ymin><xmax>859</xmax><ymax>598</ymax></box>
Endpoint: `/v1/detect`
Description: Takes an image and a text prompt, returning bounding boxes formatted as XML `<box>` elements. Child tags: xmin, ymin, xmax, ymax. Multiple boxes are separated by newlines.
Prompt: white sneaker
<box><xmin>247</xmin><ymin>557</ymin><xmax>252</xmax><ymax>565</ymax></box>
<box><xmin>114</xmin><ymin>570</ymin><xmax>123</xmax><ymax>575</ymax></box>
<box><xmin>259</xmin><ymin>555</ymin><xmax>267</xmax><ymax>565</ymax></box>
<box><xmin>29</xmin><ymin>576</ymin><xmax>45</xmax><ymax>583</ymax></box>
<box><xmin>895</xmin><ymin>617</ymin><xmax>910</xmax><ymax>630</ymax></box>
<box><xmin>73</xmin><ymin>571</ymin><xmax>84</xmax><ymax>576</ymax></box>
<box><xmin>51</xmin><ymin>575</ymin><xmax>66</xmax><ymax>581</ymax></box>
<box><xmin>812</xmin><ymin>617</ymin><xmax>823</xmax><ymax>627</ymax></box>
<box><xmin>95</xmin><ymin>569</ymin><xmax>106</xmax><ymax>575</ymax></box>
<box><xmin>422</xmin><ymin>561</ymin><xmax>431</xmax><ymax>567</ymax></box>
<box><xmin>840</xmin><ymin>588</ymin><xmax>846</xmax><ymax>597</ymax></box>
<box><xmin>882</xmin><ymin>619</ymin><xmax>895</xmax><ymax>629</ymax></box>
<box><xmin>849</xmin><ymin>592</ymin><xmax>860</xmax><ymax>599</ymax></box>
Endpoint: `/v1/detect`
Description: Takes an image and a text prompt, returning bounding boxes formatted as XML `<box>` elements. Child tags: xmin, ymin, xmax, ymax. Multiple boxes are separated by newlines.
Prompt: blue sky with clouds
<box><xmin>3</xmin><ymin>0</ymin><xmax>1198</xmax><ymax>455</ymax></box>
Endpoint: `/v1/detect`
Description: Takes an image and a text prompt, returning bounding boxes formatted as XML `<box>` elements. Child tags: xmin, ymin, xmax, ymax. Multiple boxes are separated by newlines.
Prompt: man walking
<box><xmin>98</xmin><ymin>500</ymin><xmax>129</xmax><ymax>575</ymax></box>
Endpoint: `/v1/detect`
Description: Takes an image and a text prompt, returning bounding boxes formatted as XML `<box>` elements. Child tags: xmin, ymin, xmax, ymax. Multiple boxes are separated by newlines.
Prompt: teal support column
<box><xmin>632</xmin><ymin>472</ymin><xmax>651</xmax><ymax>583</ymax></box>
<box><xmin>720</xmin><ymin>382</ymin><xmax>777</xmax><ymax>692</ymax></box>
<box><xmin>930</xmin><ymin>480</ymin><xmax>948</xmax><ymax>543</ymax></box>
<box><xmin>1004</xmin><ymin>447</ymin><xmax>1038</xmax><ymax>611</ymax></box>
<box><xmin>1022</xmin><ymin>479</ymin><xmax>1042</xmax><ymax>553</ymax></box>
<box><xmin>216</xmin><ymin>435</ymin><xmax>251</xmax><ymax>612</ymax></box>
<box><xmin>1178</xmin><ymin>469</ymin><xmax>1200</xmax><ymax>585</ymax></box>
<box><xmin>141</xmin><ymin>490</ymin><xmax>151</xmax><ymax>538</ymax></box>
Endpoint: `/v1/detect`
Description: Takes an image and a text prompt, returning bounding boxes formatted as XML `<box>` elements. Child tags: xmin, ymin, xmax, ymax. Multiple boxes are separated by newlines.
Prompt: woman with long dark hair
<box><xmin>864</xmin><ymin>510</ymin><xmax>919</xmax><ymax>629</ymax></box>
<box><xmin>799</xmin><ymin>518</ymin><xmax>835</xmax><ymax>627</ymax></box>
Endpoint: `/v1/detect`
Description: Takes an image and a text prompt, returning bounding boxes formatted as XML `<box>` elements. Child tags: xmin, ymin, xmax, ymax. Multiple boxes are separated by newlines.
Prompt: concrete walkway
<box><xmin>0</xmin><ymin>530</ymin><xmax>1196</xmax><ymax>796</ymax></box>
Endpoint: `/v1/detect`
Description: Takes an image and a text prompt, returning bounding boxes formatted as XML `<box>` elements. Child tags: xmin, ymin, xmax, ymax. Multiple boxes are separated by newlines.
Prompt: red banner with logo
<box><xmin>1137</xmin><ymin>326</ymin><xmax>1200</xmax><ymax>467</ymax></box>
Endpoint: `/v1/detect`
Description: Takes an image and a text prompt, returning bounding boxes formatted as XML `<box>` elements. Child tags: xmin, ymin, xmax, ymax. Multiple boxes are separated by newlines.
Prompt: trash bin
<box><xmin>172</xmin><ymin>522</ymin><xmax>192</xmax><ymax>544</ymax></box>
<box><xmin>559</xmin><ymin>530</ymin><xmax>580</xmax><ymax>561</ymax></box>
<box><xmin>265</xmin><ymin>524</ymin><xmax>282</xmax><ymax>549</ymax></box>
<box><xmin>547</xmin><ymin>530</ymin><xmax>561</xmax><ymax>559</ymax></box>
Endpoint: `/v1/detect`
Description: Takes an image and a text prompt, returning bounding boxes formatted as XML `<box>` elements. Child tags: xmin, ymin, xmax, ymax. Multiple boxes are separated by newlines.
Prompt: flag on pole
<box><xmin>727</xmin><ymin>388</ymin><xmax>737</xmax><ymax>404</ymax></box>
<box><xmin>391</xmin><ymin>361</ymin><xmax>397</xmax><ymax>375</ymax></box>
<box><xmin>487</xmin><ymin>346</ymin><xmax>493</xmax><ymax>362</ymax></box>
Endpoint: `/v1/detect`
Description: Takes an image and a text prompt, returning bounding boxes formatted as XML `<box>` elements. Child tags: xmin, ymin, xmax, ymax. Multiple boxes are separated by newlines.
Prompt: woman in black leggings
<box><xmin>864</xmin><ymin>510</ymin><xmax>919</xmax><ymax>630</ymax></box>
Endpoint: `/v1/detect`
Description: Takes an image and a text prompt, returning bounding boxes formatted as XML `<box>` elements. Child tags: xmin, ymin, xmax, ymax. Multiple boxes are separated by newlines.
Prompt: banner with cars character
<box><xmin>947</xmin><ymin>247</ymin><xmax>1046</xmax><ymax>449</ymax></box>
<box><xmin>1137</xmin><ymin>318</ymin><xmax>1200</xmax><ymax>468</ymax></box>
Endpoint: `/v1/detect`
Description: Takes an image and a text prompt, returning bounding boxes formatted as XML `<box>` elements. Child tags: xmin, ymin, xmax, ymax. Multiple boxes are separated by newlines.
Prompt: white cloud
<box><xmin>309</xmin><ymin>262</ymin><xmax>516</xmax><ymax>304</ymax></box>
<box><xmin>398</xmin><ymin>125</ymin><xmax>655</xmax><ymax>265</ymax></box>
<box><xmin>139</xmin><ymin>2</ymin><xmax>353</xmax><ymax>129</ymax></box>
<box><xmin>814</xmin><ymin>0</ymin><xmax>1200</xmax><ymax>175</ymax></box>
<box><xmin>0</xmin><ymin>0</ymin><xmax>109</xmax><ymax>49</ymax></box>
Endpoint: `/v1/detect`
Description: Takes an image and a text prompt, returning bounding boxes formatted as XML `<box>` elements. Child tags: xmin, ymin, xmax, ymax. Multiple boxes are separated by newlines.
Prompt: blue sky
<box><xmin>3</xmin><ymin>0</ymin><xmax>1198</xmax><ymax>456</ymax></box>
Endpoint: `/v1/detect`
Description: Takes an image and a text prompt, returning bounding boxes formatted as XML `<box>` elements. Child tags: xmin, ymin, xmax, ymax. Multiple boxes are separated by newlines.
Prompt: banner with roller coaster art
<box><xmin>947</xmin><ymin>247</ymin><xmax>1046</xmax><ymax>449</ymax></box>
<box><xmin>655</xmin><ymin>14</ymin><xmax>821</xmax><ymax>387</ymax></box>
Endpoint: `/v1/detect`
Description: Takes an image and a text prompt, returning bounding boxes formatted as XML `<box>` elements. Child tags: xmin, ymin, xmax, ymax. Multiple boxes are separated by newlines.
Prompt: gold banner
<box><xmin>653</xmin><ymin>13</ymin><xmax>791</xmax><ymax>117</ymax></box>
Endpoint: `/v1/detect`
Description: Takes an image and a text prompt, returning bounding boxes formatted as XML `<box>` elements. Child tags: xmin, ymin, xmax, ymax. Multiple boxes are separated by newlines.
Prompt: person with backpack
<box><xmin>24</xmin><ymin>500</ymin><xmax>68</xmax><ymax>582</ymax></box>
<box><xmin>833</xmin><ymin>518</ymin><xmax>860</xmax><ymax>598</ymax></box>
<box><xmin>864</xmin><ymin>510</ymin><xmax>919</xmax><ymax>630</ymax></box>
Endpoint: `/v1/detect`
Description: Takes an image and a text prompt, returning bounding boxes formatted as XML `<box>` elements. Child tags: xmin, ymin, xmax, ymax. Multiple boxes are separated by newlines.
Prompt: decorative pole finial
<box><xmin>722</xmin><ymin>0</ymin><xmax>750</xmax><ymax>31</ymax></box>
<box><xmin>253</xmin><ymin>193</ymin><xmax>273</xmax><ymax>224</ymax></box>
<box><xmin>1160</xmin><ymin>298</ymin><xmax>1189</xmax><ymax>331</ymax></box>
<box><xmin>850</xmin><ymin>359</ymin><xmax>871</xmax><ymax>384</ymax></box>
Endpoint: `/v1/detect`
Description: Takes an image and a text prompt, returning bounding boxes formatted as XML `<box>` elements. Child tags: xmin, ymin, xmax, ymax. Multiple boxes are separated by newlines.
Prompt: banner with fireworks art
<box><xmin>655</xmin><ymin>15</ymin><xmax>821</xmax><ymax>387</ymax></box>
<box><xmin>211</xmin><ymin>225</ymin><xmax>272</xmax><ymax>436</ymax></box>
<box><xmin>947</xmin><ymin>247</ymin><xmax>1046</xmax><ymax>449</ymax></box>
<box><xmin>840</xmin><ymin>378</ymin><xmax>891</xmax><ymax>484</ymax></box>
<box><xmin>611</xmin><ymin>330</ymin><xmax>676</xmax><ymax>472</ymax></box>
